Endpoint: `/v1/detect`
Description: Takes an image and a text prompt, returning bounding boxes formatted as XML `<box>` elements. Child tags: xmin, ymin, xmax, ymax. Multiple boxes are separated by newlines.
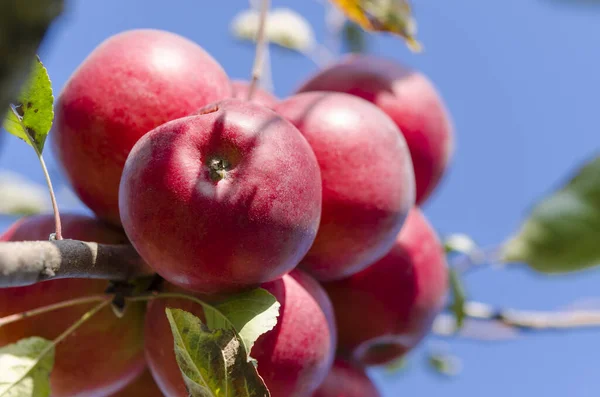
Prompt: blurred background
<box><xmin>1</xmin><ymin>1</ymin><xmax>600</xmax><ymax>396</ymax></box>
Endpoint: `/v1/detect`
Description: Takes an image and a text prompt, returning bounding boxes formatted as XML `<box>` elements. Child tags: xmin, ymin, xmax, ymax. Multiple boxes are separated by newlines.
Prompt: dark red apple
<box><xmin>0</xmin><ymin>214</ymin><xmax>147</xmax><ymax>397</ymax></box>
<box><xmin>53</xmin><ymin>29</ymin><xmax>232</xmax><ymax>226</ymax></box>
<box><xmin>231</xmin><ymin>79</ymin><xmax>278</xmax><ymax>107</ymax></box>
<box><xmin>144</xmin><ymin>270</ymin><xmax>336</xmax><ymax>397</ymax></box>
<box><xmin>275</xmin><ymin>92</ymin><xmax>415</xmax><ymax>281</ymax></box>
<box><xmin>110</xmin><ymin>369</ymin><xmax>163</xmax><ymax>397</ymax></box>
<box><xmin>322</xmin><ymin>208</ymin><xmax>449</xmax><ymax>366</ymax></box>
<box><xmin>119</xmin><ymin>98</ymin><xmax>322</xmax><ymax>294</ymax></box>
<box><xmin>296</xmin><ymin>54</ymin><xmax>454</xmax><ymax>205</ymax></box>
<box><xmin>312</xmin><ymin>359</ymin><xmax>381</xmax><ymax>397</ymax></box>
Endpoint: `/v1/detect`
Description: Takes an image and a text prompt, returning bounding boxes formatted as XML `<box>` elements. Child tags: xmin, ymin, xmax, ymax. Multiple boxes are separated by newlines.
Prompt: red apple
<box><xmin>119</xmin><ymin>98</ymin><xmax>322</xmax><ymax>294</ymax></box>
<box><xmin>110</xmin><ymin>369</ymin><xmax>163</xmax><ymax>397</ymax></box>
<box><xmin>53</xmin><ymin>29</ymin><xmax>232</xmax><ymax>226</ymax></box>
<box><xmin>296</xmin><ymin>54</ymin><xmax>454</xmax><ymax>205</ymax></box>
<box><xmin>144</xmin><ymin>270</ymin><xmax>336</xmax><ymax>397</ymax></box>
<box><xmin>312</xmin><ymin>359</ymin><xmax>381</xmax><ymax>397</ymax></box>
<box><xmin>0</xmin><ymin>214</ymin><xmax>147</xmax><ymax>396</ymax></box>
<box><xmin>275</xmin><ymin>92</ymin><xmax>415</xmax><ymax>281</ymax></box>
<box><xmin>322</xmin><ymin>208</ymin><xmax>449</xmax><ymax>366</ymax></box>
<box><xmin>231</xmin><ymin>79</ymin><xmax>278</xmax><ymax>107</ymax></box>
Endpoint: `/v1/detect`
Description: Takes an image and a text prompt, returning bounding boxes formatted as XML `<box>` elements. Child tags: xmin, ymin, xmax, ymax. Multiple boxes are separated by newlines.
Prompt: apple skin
<box><xmin>52</xmin><ymin>29</ymin><xmax>232</xmax><ymax>226</ymax></box>
<box><xmin>0</xmin><ymin>214</ymin><xmax>147</xmax><ymax>397</ymax></box>
<box><xmin>296</xmin><ymin>54</ymin><xmax>454</xmax><ymax>205</ymax></box>
<box><xmin>119</xmin><ymin>98</ymin><xmax>323</xmax><ymax>294</ymax></box>
<box><xmin>110</xmin><ymin>370</ymin><xmax>163</xmax><ymax>397</ymax></box>
<box><xmin>312</xmin><ymin>359</ymin><xmax>381</xmax><ymax>397</ymax></box>
<box><xmin>275</xmin><ymin>92</ymin><xmax>415</xmax><ymax>281</ymax></box>
<box><xmin>231</xmin><ymin>79</ymin><xmax>278</xmax><ymax>107</ymax></box>
<box><xmin>144</xmin><ymin>270</ymin><xmax>336</xmax><ymax>397</ymax></box>
<box><xmin>322</xmin><ymin>208</ymin><xmax>449</xmax><ymax>366</ymax></box>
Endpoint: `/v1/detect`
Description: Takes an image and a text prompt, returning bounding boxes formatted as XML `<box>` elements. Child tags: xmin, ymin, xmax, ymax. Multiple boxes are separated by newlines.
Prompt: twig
<box><xmin>433</xmin><ymin>300</ymin><xmax>600</xmax><ymax>339</ymax></box>
<box><xmin>0</xmin><ymin>240</ymin><xmax>154</xmax><ymax>287</ymax></box>
<box><xmin>246</xmin><ymin>0</ymin><xmax>271</xmax><ymax>101</ymax></box>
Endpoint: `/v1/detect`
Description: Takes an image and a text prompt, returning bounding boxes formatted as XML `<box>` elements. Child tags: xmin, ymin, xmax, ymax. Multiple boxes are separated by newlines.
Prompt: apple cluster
<box><xmin>0</xmin><ymin>28</ymin><xmax>454</xmax><ymax>396</ymax></box>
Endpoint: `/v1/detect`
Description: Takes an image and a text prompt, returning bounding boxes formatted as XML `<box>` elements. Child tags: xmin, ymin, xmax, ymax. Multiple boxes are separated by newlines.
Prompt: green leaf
<box><xmin>3</xmin><ymin>56</ymin><xmax>54</xmax><ymax>154</ymax></box>
<box><xmin>205</xmin><ymin>288</ymin><xmax>280</xmax><ymax>355</ymax></box>
<box><xmin>427</xmin><ymin>352</ymin><xmax>462</xmax><ymax>377</ymax></box>
<box><xmin>0</xmin><ymin>337</ymin><xmax>55</xmax><ymax>397</ymax></box>
<box><xmin>165</xmin><ymin>308</ymin><xmax>270</xmax><ymax>397</ymax></box>
<box><xmin>342</xmin><ymin>20</ymin><xmax>368</xmax><ymax>54</ymax></box>
<box><xmin>501</xmin><ymin>155</ymin><xmax>600</xmax><ymax>273</ymax></box>
<box><xmin>448</xmin><ymin>269</ymin><xmax>466</xmax><ymax>330</ymax></box>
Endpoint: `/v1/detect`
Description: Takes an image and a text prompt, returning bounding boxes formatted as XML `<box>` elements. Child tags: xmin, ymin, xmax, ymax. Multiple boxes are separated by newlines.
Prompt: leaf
<box><xmin>448</xmin><ymin>269</ymin><xmax>466</xmax><ymax>330</ymax></box>
<box><xmin>329</xmin><ymin>0</ymin><xmax>421</xmax><ymax>52</ymax></box>
<box><xmin>342</xmin><ymin>20</ymin><xmax>368</xmax><ymax>53</ymax></box>
<box><xmin>165</xmin><ymin>308</ymin><xmax>269</xmax><ymax>397</ymax></box>
<box><xmin>3</xmin><ymin>56</ymin><xmax>54</xmax><ymax>153</ymax></box>
<box><xmin>230</xmin><ymin>8</ymin><xmax>316</xmax><ymax>52</ymax></box>
<box><xmin>205</xmin><ymin>288</ymin><xmax>280</xmax><ymax>355</ymax></box>
<box><xmin>427</xmin><ymin>352</ymin><xmax>462</xmax><ymax>377</ymax></box>
<box><xmin>501</xmin><ymin>155</ymin><xmax>600</xmax><ymax>274</ymax></box>
<box><xmin>0</xmin><ymin>337</ymin><xmax>55</xmax><ymax>397</ymax></box>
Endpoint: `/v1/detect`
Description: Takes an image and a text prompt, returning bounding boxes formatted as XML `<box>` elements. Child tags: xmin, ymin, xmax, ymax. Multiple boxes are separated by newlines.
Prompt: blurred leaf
<box><xmin>230</xmin><ymin>8</ymin><xmax>315</xmax><ymax>52</ymax></box>
<box><xmin>329</xmin><ymin>0</ymin><xmax>421</xmax><ymax>52</ymax></box>
<box><xmin>448</xmin><ymin>269</ymin><xmax>466</xmax><ymax>330</ymax></box>
<box><xmin>342</xmin><ymin>20</ymin><xmax>368</xmax><ymax>53</ymax></box>
<box><xmin>206</xmin><ymin>288</ymin><xmax>280</xmax><ymax>355</ymax></box>
<box><xmin>3</xmin><ymin>56</ymin><xmax>54</xmax><ymax>154</ymax></box>
<box><xmin>165</xmin><ymin>308</ymin><xmax>270</xmax><ymax>397</ymax></box>
<box><xmin>427</xmin><ymin>352</ymin><xmax>462</xmax><ymax>377</ymax></box>
<box><xmin>0</xmin><ymin>171</ymin><xmax>50</xmax><ymax>216</ymax></box>
<box><xmin>384</xmin><ymin>356</ymin><xmax>408</xmax><ymax>374</ymax></box>
<box><xmin>0</xmin><ymin>337</ymin><xmax>55</xmax><ymax>397</ymax></box>
<box><xmin>0</xmin><ymin>0</ymin><xmax>63</xmax><ymax>114</ymax></box>
<box><xmin>501</xmin><ymin>154</ymin><xmax>600</xmax><ymax>273</ymax></box>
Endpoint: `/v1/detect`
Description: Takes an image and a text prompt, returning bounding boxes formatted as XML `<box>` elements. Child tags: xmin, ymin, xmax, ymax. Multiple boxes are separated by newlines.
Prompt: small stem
<box><xmin>11</xmin><ymin>106</ymin><xmax>62</xmax><ymax>240</ymax></box>
<box><xmin>0</xmin><ymin>294</ymin><xmax>110</xmax><ymax>328</ymax></box>
<box><xmin>4</xmin><ymin>299</ymin><xmax>110</xmax><ymax>392</ymax></box>
<box><xmin>246</xmin><ymin>0</ymin><xmax>270</xmax><ymax>101</ymax></box>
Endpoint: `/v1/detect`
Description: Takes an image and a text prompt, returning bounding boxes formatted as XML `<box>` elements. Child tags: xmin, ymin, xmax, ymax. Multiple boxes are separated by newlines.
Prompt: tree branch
<box><xmin>0</xmin><ymin>0</ymin><xmax>64</xmax><ymax>112</ymax></box>
<box><xmin>433</xmin><ymin>300</ymin><xmax>600</xmax><ymax>340</ymax></box>
<box><xmin>0</xmin><ymin>240</ymin><xmax>154</xmax><ymax>288</ymax></box>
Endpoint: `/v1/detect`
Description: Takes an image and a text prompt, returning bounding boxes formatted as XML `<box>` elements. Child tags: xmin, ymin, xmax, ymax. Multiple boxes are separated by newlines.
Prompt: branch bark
<box><xmin>0</xmin><ymin>0</ymin><xmax>64</xmax><ymax>112</ymax></box>
<box><xmin>0</xmin><ymin>240</ymin><xmax>154</xmax><ymax>288</ymax></box>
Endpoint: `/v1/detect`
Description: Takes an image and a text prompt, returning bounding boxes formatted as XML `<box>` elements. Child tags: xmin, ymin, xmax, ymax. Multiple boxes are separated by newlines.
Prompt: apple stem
<box><xmin>0</xmin><ymin>294</ymin><xmax>110</xmax><ymax>328</ymax></box>
<box><xmin>37</xmin><ymin>154</ymin><xmax>63</xmax><ymax>240</ymax></box>
<box><xmin>246</xmin><ymin>0</ymin><xmax>271</xmax><ymax>101</ymax></box>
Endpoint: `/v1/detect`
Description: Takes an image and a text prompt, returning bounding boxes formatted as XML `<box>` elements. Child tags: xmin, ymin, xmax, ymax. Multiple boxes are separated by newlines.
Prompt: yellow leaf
<box><xmin>329</xmin><ymin>0</ymin><xmax>422</xmax><ymax>52</ymax></box>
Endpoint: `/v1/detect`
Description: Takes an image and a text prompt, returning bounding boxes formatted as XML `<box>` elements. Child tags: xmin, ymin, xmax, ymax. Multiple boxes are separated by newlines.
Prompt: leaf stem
<box><xmin>3</xmin><ymin>298</ymin><xmax>110</xmax><ymax>394</ymax></box>
<box><xmin>0</xmin><ymin>294</ymin><xmax>110</xmax><ymax>328</ymax></box>
<box><xmin>246</xmin><ymin>0</ymin><xmax>270</xmax><ymax>101</ymax></box>
<box><xmin>10</xmin><ymin>106</ymin><xmax>62</xmax><ymax>240</ymax></box>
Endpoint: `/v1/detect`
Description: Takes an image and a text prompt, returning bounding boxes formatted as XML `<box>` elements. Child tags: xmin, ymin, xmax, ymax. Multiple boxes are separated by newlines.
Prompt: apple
<box><xmin>322</xmin><ymin>208</ymin><xmax>449</xmax><ymax>366</ymax></box>
<box><xmin>231</xmin><ymin>79</ymin><xmax>278</xmax><ymax>107</ymax></box>
<box><xmin>119</xmin><ymin>98</ymin><xmax>322</xmax><ymax>294</ymax></box>
<box><xmin>275</xmin><ymin>92</ymin><xmax>415</xmax><ymax>281</ymax></box>
<box><xmin>144</xmin><ymin>270</ymin><xmax>336</xmax><ymax>397</ymax></box>
<box><xmin>110</xmin><ymin>369</ymin><xmax>163</xmax><ymax>397</ymax></box>
<box><xmin>53</xmin><ymin>29</ymin><xmax>232</xmax><ymax>226</ymax></box>
<box><xmin>312</xmin><ymin>359</ymin><xmax>381</xmax><ymax>397</ymax></box>
<box><xmin>0</xmin><ymin>214</ymin><xmax>147</xmax><ymax>396</ymax></box>
<box><xmin>296</xmin><ymin>54</ymin><xmax>454</xmax><ymax>205</ymax></box>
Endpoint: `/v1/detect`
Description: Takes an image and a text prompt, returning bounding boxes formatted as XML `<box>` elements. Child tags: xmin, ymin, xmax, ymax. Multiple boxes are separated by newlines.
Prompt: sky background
<box><xmin>1</xmin><ymin>0</ymin><xmax>600</xmax><ymax>396</ymax></box>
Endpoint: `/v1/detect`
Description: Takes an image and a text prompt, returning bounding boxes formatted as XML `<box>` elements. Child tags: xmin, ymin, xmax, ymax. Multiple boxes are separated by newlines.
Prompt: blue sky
<box><xmin>1</xmin><ymin>1</ymin><xmax>600</xmax><ymax>396</ymax></box>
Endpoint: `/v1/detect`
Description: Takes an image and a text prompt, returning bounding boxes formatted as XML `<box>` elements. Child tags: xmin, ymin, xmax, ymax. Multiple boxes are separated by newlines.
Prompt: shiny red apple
<box><xmin>144</xmin><ymin>270</ymin><xmax>336</xmax><ymax>397</ymax></box>
<box><xmin>275</xmin><ymin>92</ymin><xmax>415</xmax><ymax>281</ymax></box>
<box><xmin>110</xmin><ymin>369</ymin><xmax>163</xmax><ymax>397</ymax></box>
<box><xmin>53</xmin><ymin>29</ymin><xmax>232</xmax><ymax>226</ymax></box>
<box><xmin>312</xmin><ymin>359</ymin><xmax>381</xmax><ymax>397</ymax></box>
<box><xmin>296</xmin><ymin>54</ymin><xmax>454</xmax><ymax>205</ymax></box>
<box><xmin>322</xmin><ymin>208</ymin><xmax>449</xmax><ymax>366</ymax></box>
<box><xmin>0</xmin><ymin>214</ymin><xmax>147</xmax><ymax>396</ymax></box>
<box><xmin>119</xmin><ymin>98</ymin><xmax>322</xmax><ymax>294</ymax></box>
